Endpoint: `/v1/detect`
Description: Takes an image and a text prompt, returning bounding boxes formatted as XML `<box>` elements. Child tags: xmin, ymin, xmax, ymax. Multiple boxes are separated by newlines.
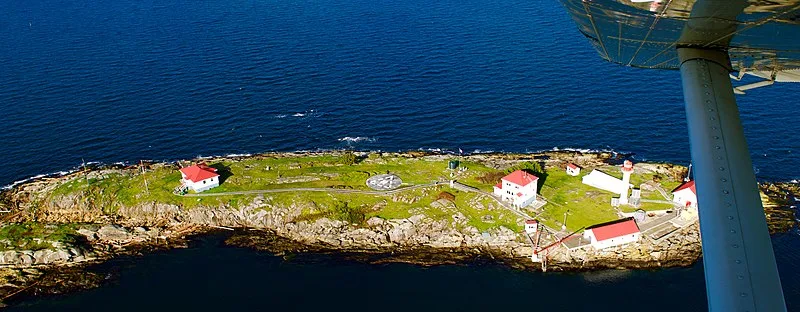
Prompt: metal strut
<box><xmin>678</xmin><ymin>48</ymin><xmax>786</xmax><ymax>312</ymax></box>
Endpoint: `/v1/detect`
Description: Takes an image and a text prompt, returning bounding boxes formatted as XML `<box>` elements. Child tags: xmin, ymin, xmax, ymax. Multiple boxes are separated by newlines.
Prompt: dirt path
<box><xmin>182</xmin><ymin>182</ymin><xmax>440</xmax><ymax>197</ymax></box>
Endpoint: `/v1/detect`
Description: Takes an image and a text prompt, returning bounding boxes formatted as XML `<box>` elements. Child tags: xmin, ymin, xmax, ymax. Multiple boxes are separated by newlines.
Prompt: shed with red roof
<box><xmin>566</xmin><ymin>163</ymin><xmax>581</xmax><ymax>176</ymax></box>
<box><xmin>583</xmin><ymin>217</ymin><xmax>641</xmax><ymax>250</ymax></box>
<box><xmin>524</xmin><ymin>220</ymin><xmax>539</xmax><ymax>234</ymax></box>
<box><xmin>179</xmin><ymin>163</ymin><xmax>220</xmax><ymax>192</ymax></box>
<box><xmin>672</xmin><ymin>180</ymin><xmax>697</xmax><ymax>209</ymax></box>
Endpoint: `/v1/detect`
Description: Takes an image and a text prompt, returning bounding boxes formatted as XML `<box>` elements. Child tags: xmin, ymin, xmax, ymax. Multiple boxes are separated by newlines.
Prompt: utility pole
<box><xmin>141</xmin><ymin>160</ymin><xmax>150</xmax><ymax>195</ymax></box>
<box><xmin>82</xmin><ymin>158</ymin><xmax>89</xmax><ymax>187</ymax></box>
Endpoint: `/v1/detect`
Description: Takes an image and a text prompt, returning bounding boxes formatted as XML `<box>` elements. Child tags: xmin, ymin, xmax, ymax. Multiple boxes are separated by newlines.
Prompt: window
<box><xmin>203</xmin><ymin>180</ymin><xmax>206</xmax><ymax>184</ymax></box>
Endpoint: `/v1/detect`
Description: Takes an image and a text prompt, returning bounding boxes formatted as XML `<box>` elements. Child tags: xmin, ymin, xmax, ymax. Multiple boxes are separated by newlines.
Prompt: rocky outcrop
<box><xmin>0</xmin><ymin>151</ymin><xmax>796</xmax><ymax>273</ymax></box>
<box><xmin>0</xmin><ymin>248</ymin><xmax>81</xmax><ymax>266</ymax></box>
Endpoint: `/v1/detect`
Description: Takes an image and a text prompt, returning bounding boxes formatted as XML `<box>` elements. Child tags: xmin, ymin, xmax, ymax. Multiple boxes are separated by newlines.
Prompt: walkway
<box><xmin>653</xmin><ymin>184</ymin><xmax>672</xmax><ymax>201</ymax></box>
<box><xmin>183</xmin><ymin>182</ymin><xmax>439</xmax><ymax>197</ymax></box>
<box><xmin>638</xmin><ymin>211</ymin><xmax>679</xmax><ymax>232</ymax></box>
<box><xmin>640</xmin><ymin>198</ymin><xmax>678</xmax><ymax>205</ymax></box>
<box><xmin>183</xmin><ymin>180</ymin><xmax>534</xmax><ymax>221</ymax></box>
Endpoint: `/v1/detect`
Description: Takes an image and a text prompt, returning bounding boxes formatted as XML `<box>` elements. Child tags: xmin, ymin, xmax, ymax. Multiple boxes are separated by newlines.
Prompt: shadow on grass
<box><xmin>209</xmin><ymin>163</ymin><xmax>234</xmax><ymax>184</ymax></box>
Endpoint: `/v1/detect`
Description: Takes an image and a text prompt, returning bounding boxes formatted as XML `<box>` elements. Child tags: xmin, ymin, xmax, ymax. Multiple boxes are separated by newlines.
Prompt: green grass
<box><xmin>451</xmin><ymin>190</ymin><xmax>521</xmax><ymax>232</ymax></box>
<box><xmin>0</xmin><ymin>223</ymin><xmax>83</xmax><ymax>251</ymax></box>
<box><xmin>50</xmin><ymin>170</ymin><xmax>253</xmax><ymax>211</ymax></box>
<box><xmin>537</xmin><ymin>164</ymin><xmax>683</xmax><ymax>231</ymax></box>
<box><xmin>44</xmin><ymin>154</ymin><xmax>684</xmax><ymax>234</ymax></box>
<box><xmin>49</xmin><ymin>155</ymin><xmax>499</xmax><ymax>212</ymax></box>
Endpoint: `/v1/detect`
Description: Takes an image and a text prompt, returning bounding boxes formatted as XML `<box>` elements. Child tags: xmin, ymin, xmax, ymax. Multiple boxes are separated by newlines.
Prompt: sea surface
<box><xmin>1</xmin><ymin>0</ymin><xmax>799</xmax><ymax>310</ymax></box>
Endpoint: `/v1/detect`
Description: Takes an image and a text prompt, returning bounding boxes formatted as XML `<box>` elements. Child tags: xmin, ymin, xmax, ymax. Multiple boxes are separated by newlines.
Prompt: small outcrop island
<box><xmin>0</xmin><ymin>150</ymin><xmax>796</xmax><ymax>302</ymax></box>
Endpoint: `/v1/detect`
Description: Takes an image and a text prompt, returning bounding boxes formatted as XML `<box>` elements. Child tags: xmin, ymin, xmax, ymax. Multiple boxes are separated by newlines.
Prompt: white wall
<box><xmin>567</xmin><ymin>167</ymin><xmax>580</xmax><ymax>176</ymax></box>
<box><xmin>672</xmin><ymin>190</ymin><xmax>697</xmax><ymax>208</ymax></box>
<box><xmin>495</xmin><ymin>179</ymin><xmax>538</xmax><ymax>208</ymax></box>
<box><xmin>590</xmin><ymin>232</ymin><xmax>641</xmax><ymax>250</ymax></box>
<box><xmin>183</xmin><ymin>176</ymin><xmax>219</xmax><ymax>192</ymax></box>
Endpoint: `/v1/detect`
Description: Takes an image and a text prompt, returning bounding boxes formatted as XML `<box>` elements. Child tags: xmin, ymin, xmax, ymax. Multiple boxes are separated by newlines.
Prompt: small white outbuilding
<box><xmin>524</xmin><ymin>220</ymin><xmax>539</xmax><ymax>234</ymax></box>
<box><xmin>566</xmin><ymin>163</ymin><xmax>581</xmax><ymax>176</ymax></box>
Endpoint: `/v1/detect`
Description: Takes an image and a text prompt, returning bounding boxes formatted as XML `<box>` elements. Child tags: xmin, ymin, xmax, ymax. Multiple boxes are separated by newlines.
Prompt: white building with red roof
<box><xmin>583</xmin><ymin>217</ymin><xmax>641</xmax><ymax>250</ymax></box>
<box><xmin>179</xmin><ymin>163</ymin><xmax>220</xmax><ymax>192</ymax></box>
<box><xmin>566</xmin><ymin>163</ymin><xmax>581</xmax><ymax>176</ymax></box>
<box><xmin>524</xmin><ymin>220</ymin><xmax>539</xmax><ymax>234</ymax></box>
<box><xmin>672</xmin><ymin>180</ymin><xmax>697</xmax><ymax>209</ymax></box>
<box><xmin>493</xmin><ymin>170</ymin><xmax>538</xmax><ymax>208</ymax></box>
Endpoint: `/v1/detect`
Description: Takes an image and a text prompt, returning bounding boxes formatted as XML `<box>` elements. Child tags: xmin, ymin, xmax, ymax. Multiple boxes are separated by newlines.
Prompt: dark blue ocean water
<box><xmin>2</xmin><ymin>0</ymin><xmax>799</xmax><ymax>186</ymax></box>
<box><xmin>1</xmin><ymin>0</ymin><xmax>799</xmax><ymax>310</ymax></box>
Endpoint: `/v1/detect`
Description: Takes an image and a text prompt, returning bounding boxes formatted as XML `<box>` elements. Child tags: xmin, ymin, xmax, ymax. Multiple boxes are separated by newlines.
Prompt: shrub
<box><xmin>340</xmin><ymin>152</ymin><xmax>357</xmax><ymax>166</ymax></box>
<box><xmin>477</xmin><ymin>171</ymin><xmax>506</xmax><ymax>184</ymax></box>
<box><xmin>437</xmin><ymin>191</ymin><xmax>456</xmax><ymax>202</ymax></box>
<box><xmin>505</xmin><ymin>161</ymin><xmax>544</xmax><ymax>175</ymax></box>
<box><xmin>328</xmin><ymin>201</ymin><xmax>365</xmax><ymax>224</ymax></box>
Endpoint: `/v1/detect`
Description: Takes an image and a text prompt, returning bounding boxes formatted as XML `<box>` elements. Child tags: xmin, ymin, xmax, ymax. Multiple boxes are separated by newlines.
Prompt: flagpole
<box><xmin>82</xmin><ymin>158</ymin><xmax>89</xmax><ymax>187</ymax></box>
<box><xmin>141</xmin><ymin>160</ymin><xmax>150</xmax><ymax>194</ymax></box>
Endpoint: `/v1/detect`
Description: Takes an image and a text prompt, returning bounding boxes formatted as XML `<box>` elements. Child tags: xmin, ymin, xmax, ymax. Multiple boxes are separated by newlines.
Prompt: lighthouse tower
<box><xmin>619</xmin><ymin>160</ymin><xmax>634</xmax><ymax>204</ymax></box>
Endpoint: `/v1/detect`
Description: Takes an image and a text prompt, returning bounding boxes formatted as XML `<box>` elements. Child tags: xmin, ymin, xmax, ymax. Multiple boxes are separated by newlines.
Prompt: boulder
<box><xmin>96</xmin><ymin>225</ymin><xmax>132</xmax><ymax>241</ymax></box>
<box><xmin>408</xmin><ymin>214</ymin><xmax>425</xmax><ymax>224</ymax></box>
<box><xmin>77</xmin><ymin>228</ymin><xmax>99</xmax><ymax>241</ymax></box>
<box><xmin>366</xmin><ymin>217</ymin><xmax>385</xmax><ymax>227</ymax></box>
<box><xmin>19</xmin><ymin>253</ymin><xmax>34</xmax><ymax>265</ymax></box>
<box><xmin>0</xmin><ymin>251</ymin><xmax>19</xmax><ymax>265</ymax></box>
<box><xmin>33</xmin><ymin>249</ymin><xmax>71</xmax><ymax>264</ymax></box>
<box><xmin>388</xmin><ymin>221</ymin><xmax>416</xmax><ymax>243</ymax></box>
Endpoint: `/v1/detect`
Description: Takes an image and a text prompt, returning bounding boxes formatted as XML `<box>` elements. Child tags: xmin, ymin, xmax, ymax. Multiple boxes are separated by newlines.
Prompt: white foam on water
<box><xmin>338</xmin><ymin>136</ymin><xmax>376</xmax><ymax>143</ymax></box>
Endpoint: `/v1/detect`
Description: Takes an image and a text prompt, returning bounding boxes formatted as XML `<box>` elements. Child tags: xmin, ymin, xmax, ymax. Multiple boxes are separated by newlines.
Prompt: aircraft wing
<box><xmin>556</xmin><ymin>0</ymin><xmax>800</xmax><ymax>310</ymax></box>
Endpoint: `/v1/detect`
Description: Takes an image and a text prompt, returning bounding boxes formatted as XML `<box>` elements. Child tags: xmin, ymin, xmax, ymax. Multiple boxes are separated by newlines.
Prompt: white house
<box><xmin>180</xmin><ymin>163</ymin><xmax>220</xmax><ymax>192</ymax></box>
<box><xmin>672</xmin><ymin>180</ymin><xmax>697</xmax><ymax>209</ymax></box>
<box><xmin>493</xmin><ymin>170</ymin><xmax>538</xmax><ymax>208</ymax></box>
<box><xmin>583</xmin><ymin>218</ymin><xmax>641</xmax><ymax>250</ymax></box>
<box><xmin>524</xmin><ymin>220</ymin><xmax>539</xmax><ymax>234</ymax></box>
<box><xmin>566</xmin><ymin>163</ymin><xmax>581</xmax><ymax>176</ymax></box>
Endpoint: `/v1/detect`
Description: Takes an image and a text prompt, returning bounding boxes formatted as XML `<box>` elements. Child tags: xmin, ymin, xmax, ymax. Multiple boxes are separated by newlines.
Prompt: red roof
<box><xmin>502</xmin><ymin>170</ymin><xmax>539</xmax><ymax>187</ymax></box>
<box><xmin>588</xmin><ymin>218</ymin><xmax>640</xmax><ymax>241</ymax></box>
<box><xmin>516</xmin><ymin>192</ymin><xmax>523</xmax><ymax>197</ymax></box>
<box><xmin>495</xmin><ymin>183</ymin><xmax>502</xmax><ymax>189</ymax></box>
<box><xmin>672</xmin><ymin>180</ymin><xmax>696</xmax><ymax>195</ymax></box>
<box><xmin>525</xmin><ymin>220</ymin><xmax>538</xmax><ymax>224</ymax></box>
<box><xmin>180</xmin><ymin>164</ymin><xmax>220</xmax><ymax>183</ymax></box>
<box><xmin>567</xmin><ymin>163</ymin><xmax>578</xmax><ymax>169</ymax></box>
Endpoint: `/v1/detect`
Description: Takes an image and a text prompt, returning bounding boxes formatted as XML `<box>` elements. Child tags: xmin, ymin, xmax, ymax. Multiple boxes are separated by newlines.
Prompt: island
<box><xmin>0</xmin><ymin>151</ymin><xmax>796</xmax><ymax>304</ymax></box>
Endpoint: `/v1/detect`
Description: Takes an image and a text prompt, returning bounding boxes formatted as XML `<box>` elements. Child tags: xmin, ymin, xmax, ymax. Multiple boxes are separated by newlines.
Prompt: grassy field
<box><xmin>536</xmin><ymin>164</ymin><xmax>682</xmax><ymax>231</ymax></box>
<box><xmin>47</xmin><ymin>154</ymin><xmax>521</xmax><ymax>231</ymax></box>
<box><xmin>46</xmin><ymin>154</ymin><xmax>683</xmax><ymax>234</ymax></box>
<box><xmin>51</xmin><ymin>155</ymin><xmax>484</xmax><ymax>208</ymax></box>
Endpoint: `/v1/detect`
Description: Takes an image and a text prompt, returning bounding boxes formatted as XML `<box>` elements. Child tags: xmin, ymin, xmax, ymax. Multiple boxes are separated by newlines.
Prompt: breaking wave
<box><xmin>338</xmin><ymin>136</ymin><xmax>376</xmax><ymax>143</ymax></box>
<box><xmin>2</xmin><ymin>170</ymin><xmax>76</xmax><ymax>191</ymax></box>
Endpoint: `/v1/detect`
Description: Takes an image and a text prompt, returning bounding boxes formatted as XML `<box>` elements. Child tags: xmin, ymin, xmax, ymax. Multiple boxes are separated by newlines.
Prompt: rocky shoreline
<box><xmin>0</xmin><ymin>151</ymin><xmax>796</xmax><ymax>305</ymax></box>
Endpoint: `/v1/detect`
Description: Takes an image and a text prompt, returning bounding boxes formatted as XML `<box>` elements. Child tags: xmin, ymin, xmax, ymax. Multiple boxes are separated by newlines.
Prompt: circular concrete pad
<box><xmin>366</xmin><ymin>174</ymin><xmax>402</xmax><ymax>191</ymax></box>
